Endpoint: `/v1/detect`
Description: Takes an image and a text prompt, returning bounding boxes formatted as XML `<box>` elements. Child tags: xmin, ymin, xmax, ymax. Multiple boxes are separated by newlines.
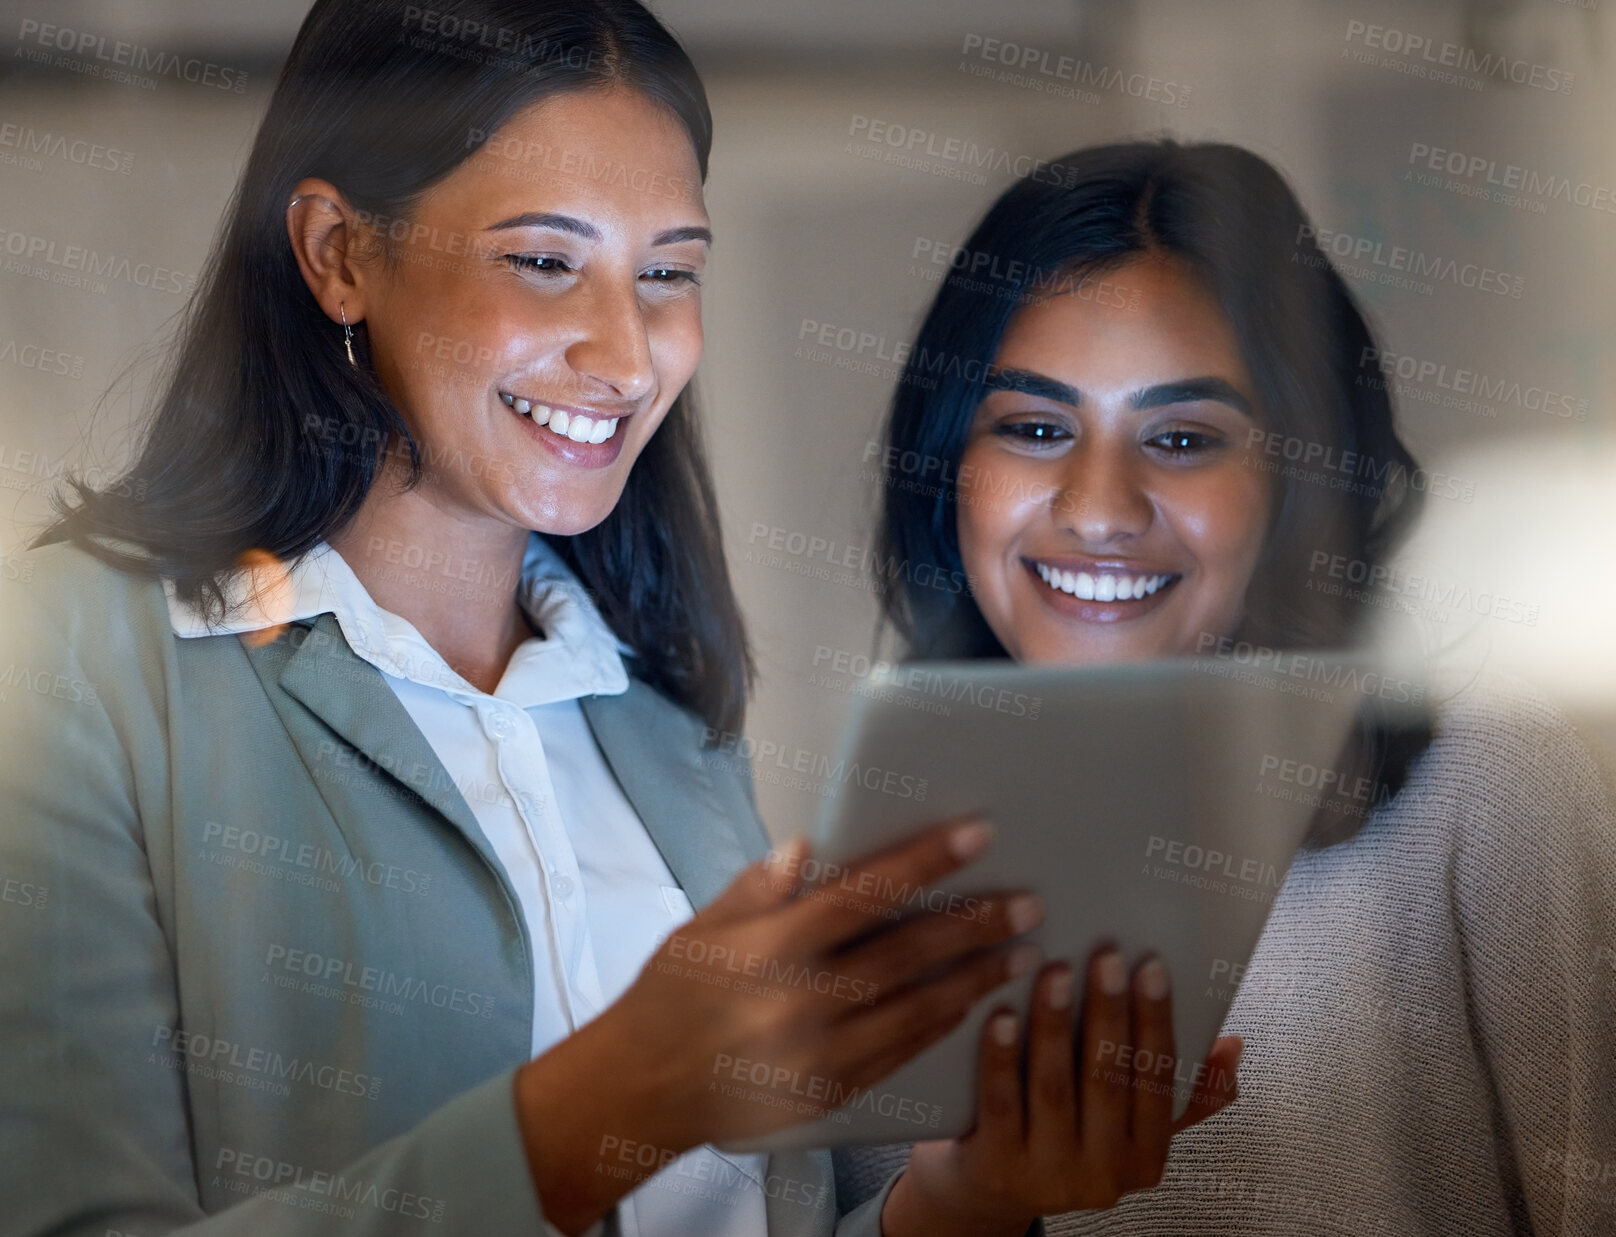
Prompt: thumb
<box><xmin>1172</xmin><ymin>1035</ymin><xmax>1242</xmax><ymax>1136</ymax></box>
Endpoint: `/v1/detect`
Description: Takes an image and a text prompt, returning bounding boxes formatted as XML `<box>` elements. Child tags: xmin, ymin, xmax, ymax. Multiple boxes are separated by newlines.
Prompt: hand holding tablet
<box><xmin>723</xmin><ymin>653</ymin><xmax>1393</xmax><ymax>1153</ymax></box>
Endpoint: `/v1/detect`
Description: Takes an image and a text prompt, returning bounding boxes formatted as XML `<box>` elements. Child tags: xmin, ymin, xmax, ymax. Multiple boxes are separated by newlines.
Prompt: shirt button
<box><xmin>488</xmin><ymin>711</ymin><xmax>515</xmax><ymax>740</ymax></box>
<box><xmin>552</xmin><ymin>874</ymin><xmax>575</xmax><ymax>899</ymax></box>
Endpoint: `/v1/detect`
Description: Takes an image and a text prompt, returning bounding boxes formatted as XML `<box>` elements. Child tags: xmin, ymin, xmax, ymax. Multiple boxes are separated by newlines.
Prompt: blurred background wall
<box><xmin>2</xmin><ymin>0</ymin><xmax>1611</xmax><ymax>838</ymax></box>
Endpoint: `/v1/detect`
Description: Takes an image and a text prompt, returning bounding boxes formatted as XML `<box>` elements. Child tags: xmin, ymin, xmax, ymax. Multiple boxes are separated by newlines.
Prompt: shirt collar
<box><xmin>165</xmin><ymin>533</ymin><xmax>630</xmax><ymax>706</ymax></box>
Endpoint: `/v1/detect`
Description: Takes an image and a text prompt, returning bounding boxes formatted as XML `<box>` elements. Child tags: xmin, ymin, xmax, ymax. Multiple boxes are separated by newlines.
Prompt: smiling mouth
<box><xmin>499</xmin><ymin>390</ymin><xmax>622</xmax><ymax>444</ymax></box>
<box><xmin>1031</xmin><ymin>560</ymin><xmax>1181</xmax><ymax>602</ymax></box>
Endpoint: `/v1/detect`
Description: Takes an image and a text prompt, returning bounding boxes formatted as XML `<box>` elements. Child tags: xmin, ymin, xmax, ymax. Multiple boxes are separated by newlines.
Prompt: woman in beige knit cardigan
<box><xmin>839</xmin><ymin>140</ymin><xmax>1616</xmax><ymax>1236</ymax></box>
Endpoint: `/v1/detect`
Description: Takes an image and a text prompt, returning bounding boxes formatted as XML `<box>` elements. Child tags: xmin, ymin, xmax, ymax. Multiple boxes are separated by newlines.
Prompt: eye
<box><xmin>994</xmin><ymin>419</ymin><xmax>1071</xmax><ymax>446</ymax></box>
<box><xmin>505</xmin><ymin>254</ymin><xmax>573</xmax><ymax>276</ymax></box>
<box><xmin>640</xmin><ymin>267</ymin><xmax>702</xmax><ymax>287</ymax></box>
<box><xmin>1146</xmin><ymin>427</ymin><xmax>1224</xmax><ymax>455</ymax></box>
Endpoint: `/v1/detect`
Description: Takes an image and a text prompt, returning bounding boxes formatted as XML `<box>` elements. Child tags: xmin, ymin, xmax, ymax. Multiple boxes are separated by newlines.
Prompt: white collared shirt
<box><xmin>167</xmin><ymin>533</ymin><xmax>769</xmax><ymax>1237</ymax></box>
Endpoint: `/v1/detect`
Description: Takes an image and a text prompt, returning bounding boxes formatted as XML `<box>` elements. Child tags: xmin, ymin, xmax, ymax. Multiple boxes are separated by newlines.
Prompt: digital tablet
<box><xmin>721</xmin><ymin>652</ymin><xmax>1402</xmax><ymax>1152</ymax></box>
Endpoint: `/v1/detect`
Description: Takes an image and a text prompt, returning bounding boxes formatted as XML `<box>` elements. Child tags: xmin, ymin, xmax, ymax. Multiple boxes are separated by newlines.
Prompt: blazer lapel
<box><xmin>240</xmin><ymin>614</ymin><xmax>507</xmax><ymax>878</ymax></box>
<box><xmin>578</xmin><ymin>683</ymin><xmax>754</xmax><ymax>908</ymax></box>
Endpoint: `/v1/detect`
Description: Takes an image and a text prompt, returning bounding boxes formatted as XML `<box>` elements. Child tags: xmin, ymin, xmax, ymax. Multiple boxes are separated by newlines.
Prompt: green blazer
<box><xmin>0</xmin><ymin>542</ymin><xmax>900</xmax><ymax>1236</ymax></box>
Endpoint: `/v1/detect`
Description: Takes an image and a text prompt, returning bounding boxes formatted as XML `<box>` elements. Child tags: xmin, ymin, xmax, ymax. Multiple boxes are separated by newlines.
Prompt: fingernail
<box><xmin>1138</xmin><ymin>957</ymin><xmax>1169</xmax><ymax>1000</ymax></box>
<box><xmin>1098</xmin><ymin>951</ymin><xmax>1128</xmax><ymax>995</ymax></box>
<box><xmin>990</xmin><ymin>1012</ymin><xmax>1018</xmax><ymax>1046</ymax></box>
<box><xmin>1045</xmin><ymin>966</ymin><xmax>1074</xmax><ymax>1011</ymax></box>
<box><xmin>1007</xmin><ymin>942</ymin><xmax>1041</xmax><ymax>977</ymax></box>
<box><xmin>1006</xmin><ymin>893</ymin><xmax>1043</xmax><ymax>934</ymax></box>
<box><xmin>948</xmin><ymin>819</ymin><xmax>994</xmax><ymax>860</ymax></box>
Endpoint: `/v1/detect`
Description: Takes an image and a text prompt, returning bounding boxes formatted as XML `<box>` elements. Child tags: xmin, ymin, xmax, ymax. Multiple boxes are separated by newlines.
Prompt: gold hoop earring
<box><xmin>340</xmin><ymin>303</ymin><xmax>357</xmax><ymax>368</ymax></box>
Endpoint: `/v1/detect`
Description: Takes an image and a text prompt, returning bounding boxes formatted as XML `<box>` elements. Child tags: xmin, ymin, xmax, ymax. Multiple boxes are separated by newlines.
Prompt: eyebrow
<box><xmin>985</xmin><ymin>367</ymin><xmax>1255</xmax><ymax>417</ymax></box>
<box><xmin>483</xmin><ymin>211</ymin><xmax>712</xmax><ymax>247</ymax></box>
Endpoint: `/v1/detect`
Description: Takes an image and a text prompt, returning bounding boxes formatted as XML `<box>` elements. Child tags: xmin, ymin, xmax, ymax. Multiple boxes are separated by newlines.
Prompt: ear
<box><xmin>285</xmin><ymin>178</ymin><xmax>372</xmax><ymax>327</ymax></box>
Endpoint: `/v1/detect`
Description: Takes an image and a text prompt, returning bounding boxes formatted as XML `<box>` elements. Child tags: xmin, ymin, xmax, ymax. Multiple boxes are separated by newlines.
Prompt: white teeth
<box><xmin>1034</xmin><ymin>564</ymin><xmax>1174</xmax><ymax>602</ymax></box>
<box><xmin>504</xmin><ymin>393</ymin><xmax>622</xmax><ymax>443</ymax></box>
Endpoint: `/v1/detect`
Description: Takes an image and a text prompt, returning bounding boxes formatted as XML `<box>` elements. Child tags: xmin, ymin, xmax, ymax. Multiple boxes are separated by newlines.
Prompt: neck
<box><xmin>329</xmin><ymin>467</ymin><xmax>532</xmax><ymax>694</ymax></box>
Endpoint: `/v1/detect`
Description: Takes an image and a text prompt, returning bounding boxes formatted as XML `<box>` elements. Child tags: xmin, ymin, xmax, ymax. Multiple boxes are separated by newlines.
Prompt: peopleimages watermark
<box><xmin>794</xmin><ymin>317</ymin><xmax>1021</xmax><ymax>392</ymax></box>
<box><xmin>1405</xmin><ymin>141</ymin><xmax>1616</xmax><ymax>217</ymax></box>
<box><xmin>466</xmin><ymin>129</ymin><xmax>697</xmax><ymax>202</ymax></box>
<box><xmin>1357</xmin><ymin>346</ymin><xmax>1588</xmax><ymax>423</ymax></box>
<box><xmin>710</xmin><ymin>1053</ymin><xmax>944</xmax><ymax>1129</ymax></box>
<box><xmin>0</xmin><ymin>659</ymin><xmax>100</xmax><ymax>707</ymax></box>
<box><xmin>1246</xmin><ymin>427</ymin><xmax>1476</xmax><ymax>504</ymax></box>
<box><xmin>743</xmin><ymin>520</ymin><xmax>969</xmax><ymax>599</ymax></box>
<box><xmin>213</xmin><ymin>1147</ymin><xmax>445</xmax><ymax>1222</ymax></box>
<box><xmin>657</xmin><ymin>936</ymin><xmax>880</xmax><ymax>1005</ymax></box>
<box><xmin>12</xmin><ymin>18</ymin><xmax>250</xmax><ymax>92</ymax></box>
<box><xmin>0</xmin><ymin>442</ymin><xmax>144</xmax><ymax>502</ymax></box>
<box><xmin>1341</xmin><ymin>19</ymin><xmax>1574</xmax><ymax>94</ymax></box>
<box><xmin>957</xmin><ymin>33</ymin><xmax>1192</xmax><ymax>108</ymax></box>
<box><xmin>1194</xmin><ymin>633</ymin><xmax>1428</xmax><ymax>705</ymax></box>
<box><xmin>861</xmin><ymin>439</ymin><xmax>1085</xmax><ymax>515</ymax></box>
<box><xmin>401</xmin><ymin>5</ymin><xmax>615</xmax><ymax>79</ymax></box>
<box><xmin>595</xmin><ymin>1136</ymin><xmax>831</xmax><ymax>1211</ymax></box>
<box><xmin>1255</xmin><ymin>753</ymin><xmax>1390</xmax><ymax>822</ymax></box>
<box><xmin>1295</xmin><ymin>224</ymin><xmax>1524</xmax><ymax>300</ymax></box>
<box><xmin>0</xmin><ymin>338</ymin><xmax>87</xmax><ymax>380</ymax></box>
<box><xmin>1142</xmin><ymin>833</ymin><xmax>1281</xmax><ymax>903</ymax></box>
<box><xmin>700</xmin><ymin>725</ymin><xmax>930</xmax><ymax>805</ymax></box>
<box><xmin>908</xmin><ymin>237</ymin><xmax>1143</xmax><ymax>310</ymax></box>
<box><xmin>150</xmin><ymin>1026</ymin><xmax>382</xmax><ymax>1100</ymax></box>
<box><xmin>1092</xmin><ymin>1038</ymin><xmax>1235</xmax><ymax>1099</ymax></box>
<box><xmin>808</xmin><ymin>643</ymin><xmax>1042</xmax><ymax>720</ymax></box>
<box><xmin>1307</xmin><ymin>551</ymin><xmax>1541</xmax><ymax>627</ymax></box>
<box><xmin>302</xmin><ymin>406</ymin><xmax>524</xmax><ymax>489</ymax></box>
<box><xmin>1</xmin><ymin>871</ymin><xmax>47</xmax><ymax>910</ymax></box>
<box><xmin>1543</xmin><ymin>1148</ymin><xmax>1616</xmax><ymax>1188</ymax></box>
<box><xmin>199</xmin><ymin>820</ymin><xmax>433</xmax><ymax>897</ymax></box>
<box><xmin>0</xmin><ymin>223</ymin><xmax>195</xmax><ymax>296</ymax></box>
<box><xmin>0</xmin><ymin>120</ymin><xmax>133</xmax><ymax>174</ymax></box>
<box><xmin>845</xmin><ymin>115</ymin><xmax>1084</xmax><ymax>188</ymax></box>
<box><xmin>759</xmin><ymin>845</ymin><xmax>986</xmax><ymax>926</ymax></box>
<box><xmin>262</xmin><ymin>943</ymin><xmax>495</xmax><ymax>1018</ymax></box>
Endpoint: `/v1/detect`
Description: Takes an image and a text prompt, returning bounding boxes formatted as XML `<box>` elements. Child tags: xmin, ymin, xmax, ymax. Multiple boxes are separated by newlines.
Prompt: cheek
<box><xmin>375</xmin><ymin>274</ymin><xmax>516</xmax><ymax>404</ymax></box>
<box><xmin>648</xmin><ymin>303</ymin><xmax>703</xmax><ymax>386</ymax></box>
<box><xmin>954</xmin><ymin>445</ymin><xmax>999</xmax><ymax>575</ymax></box>
<box><xmin>1166</xmin><ymin>469</ymin><xmax>1271</xmax><ymax>579</ymax></box>
<box><xmin>955</xmin><ymin>445</ymin><xmax>1042</xmax><ymax>589</ymax></box>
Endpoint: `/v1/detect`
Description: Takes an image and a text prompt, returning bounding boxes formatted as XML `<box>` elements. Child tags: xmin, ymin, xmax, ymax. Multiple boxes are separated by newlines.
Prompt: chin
<box><xmin>1008</xmin><ymin>616</ymin><xmax>1181</xmax><ymax>667</ymax></box>
<box><xmin>520</xmin><ymin>507</ymin><xmax>615</xmax><ymax>538</ymax></box>
<box><xmin>512</xmin><ymin>482</ymin><xmax>629</xmax><ymax>538</ymax></box>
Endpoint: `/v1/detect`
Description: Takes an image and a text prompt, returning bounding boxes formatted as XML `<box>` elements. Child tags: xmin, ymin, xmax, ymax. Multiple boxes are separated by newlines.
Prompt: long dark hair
<box><xmin>40</xmin><ymin>0</ymin><xmax>752</xmax><ymax>734</ymax></box>
<box><xmin>876</xmin><ymin>139</ymin><xmax>1432</xmax><ymax>806</ymax></box>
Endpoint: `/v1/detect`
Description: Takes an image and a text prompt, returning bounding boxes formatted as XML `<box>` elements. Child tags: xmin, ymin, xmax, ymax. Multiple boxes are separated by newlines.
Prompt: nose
<box><xmin>1050</xmin><ymin>437</ymin><xmax>1154</xmax><ymax>545</ymax></box>
<box><xmin>563</xmin><ymin>276</ymin><xmax>655</xmax><ymax>402</ymax></box>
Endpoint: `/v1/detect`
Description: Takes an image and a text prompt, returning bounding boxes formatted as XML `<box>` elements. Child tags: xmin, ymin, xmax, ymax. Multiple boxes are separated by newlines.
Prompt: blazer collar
<box><xmin>578</xmin><ymin>684</ymin><xmax>755</xmax><ymax>909</ymax></box>
<box><xmin>246</xmin><ymin>615</ymin><xmax>753</xmax><ymax>910</ymax></box>
<box><xmin>244</xmin><ymin>614</ymin><xmax>507</xmax><ymax>876</ymax></box>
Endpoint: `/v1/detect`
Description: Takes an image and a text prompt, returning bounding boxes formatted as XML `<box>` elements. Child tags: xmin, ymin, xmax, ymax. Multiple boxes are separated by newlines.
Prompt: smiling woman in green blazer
<box><xmin>0</xmin><ymin>3</ymin><xmax>1232</xmax><ymax>1236</ymax></box>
